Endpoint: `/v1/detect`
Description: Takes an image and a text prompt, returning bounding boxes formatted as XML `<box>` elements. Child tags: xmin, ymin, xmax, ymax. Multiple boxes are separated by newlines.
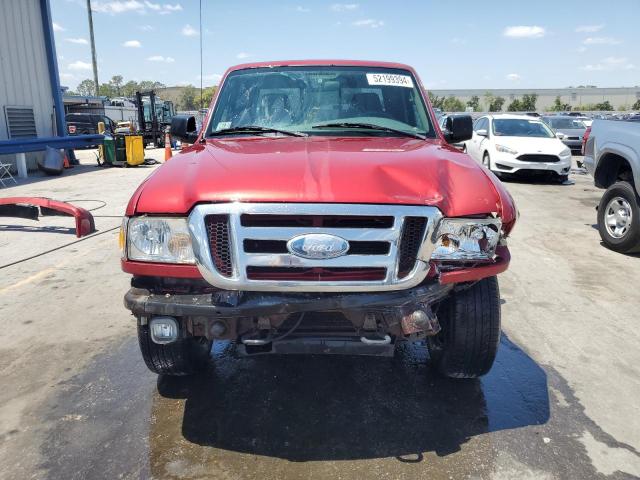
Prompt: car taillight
<box><xmin>68</xmin><ymin>125</ymin><xmax>76</xmax><ymax>134</ymax></box>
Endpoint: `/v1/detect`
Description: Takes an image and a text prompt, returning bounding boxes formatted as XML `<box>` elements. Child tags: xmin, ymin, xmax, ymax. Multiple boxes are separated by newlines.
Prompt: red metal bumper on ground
<box><xmin>0</xmin><ymin>197</ymin><xmax>96</xmax><ymax>237</ymax></box>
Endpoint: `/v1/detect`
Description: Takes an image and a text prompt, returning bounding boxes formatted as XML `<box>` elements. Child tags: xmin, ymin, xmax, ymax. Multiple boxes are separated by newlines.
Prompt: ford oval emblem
<box><xmin>287</xmin><ymin>234</ymin><xmax>350</xmax><ymax>259</ymax></box>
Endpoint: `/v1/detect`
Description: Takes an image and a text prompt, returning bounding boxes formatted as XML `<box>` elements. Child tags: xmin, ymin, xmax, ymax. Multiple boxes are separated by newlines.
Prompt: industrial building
<box><xmin>429</xmin><ymin>87</ymin><xmax>640</xmax><ymax>112</ymax></box>
<box><xmin>0</xmin><ymin>0</ymin><xmax>99</xmax><ymax>177</ymax></box>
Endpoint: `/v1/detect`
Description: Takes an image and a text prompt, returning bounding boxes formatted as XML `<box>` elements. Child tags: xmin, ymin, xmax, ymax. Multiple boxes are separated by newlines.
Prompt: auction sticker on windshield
<box><xmin>366</xmin><ymin>73</ymin><xmax>414</xmax><ymax>88</ymax></box>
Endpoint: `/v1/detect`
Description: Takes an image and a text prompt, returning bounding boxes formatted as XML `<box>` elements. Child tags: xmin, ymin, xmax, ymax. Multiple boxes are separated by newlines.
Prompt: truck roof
<box><xmin>227</xmin><ymin>59</ymin><xmax>416</xmax><ymax>73</ymax></box>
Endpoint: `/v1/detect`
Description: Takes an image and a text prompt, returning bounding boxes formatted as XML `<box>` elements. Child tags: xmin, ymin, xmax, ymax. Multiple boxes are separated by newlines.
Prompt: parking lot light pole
<box><xmin>86</xmin><ymin>0</ymin><xmax>99</xmax><ymax>96</ymax></box>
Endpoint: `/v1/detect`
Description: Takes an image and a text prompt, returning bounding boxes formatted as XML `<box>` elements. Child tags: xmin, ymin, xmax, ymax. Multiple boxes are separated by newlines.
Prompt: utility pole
<box><xmin>199</xmin><ymin>0</ymin><xmax>203</xmax><ymax>109</ymax></box>
<box><xmin>86</xmin><ymin>0</ymin><xmax>99</xmax><ymax>96</ymax></box>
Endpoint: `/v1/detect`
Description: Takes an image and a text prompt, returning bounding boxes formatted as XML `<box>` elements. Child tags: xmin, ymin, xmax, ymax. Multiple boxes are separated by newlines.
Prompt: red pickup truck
<box><xmin>121</xmin><ymin>60</ymin><xmax>517</xmax><ymax>379</ymax></box>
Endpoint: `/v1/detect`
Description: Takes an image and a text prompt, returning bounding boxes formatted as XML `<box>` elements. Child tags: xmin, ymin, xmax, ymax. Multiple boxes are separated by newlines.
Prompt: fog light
<box><xmin>150</xmin><ymin>316</ymin><xmax>179</xmax><ymax>344</ymax></box>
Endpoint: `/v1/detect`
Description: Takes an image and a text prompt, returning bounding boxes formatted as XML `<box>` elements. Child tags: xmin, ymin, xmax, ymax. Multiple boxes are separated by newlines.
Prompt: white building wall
<box><xmin>0</xmin><ymin>0</ymin><xmax>54</xmax><ymax>169</ymax></box>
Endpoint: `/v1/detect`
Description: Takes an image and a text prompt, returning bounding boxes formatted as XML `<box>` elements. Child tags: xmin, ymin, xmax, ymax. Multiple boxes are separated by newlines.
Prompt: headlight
<box><xmin>495</xmin><ymin>144</ymin><xmax>518</xmax><ymax>155</ymax></box>
<box><xmin>126</xmin><ymin>216</ymin><xmax>195</xmax><ymax>264</ymax></box>
<box><xmin>431</xmin><ymin>218</ymin><xmax>501</xmax><ymax>261</ymax></box>
<box><xmin>560</xmin><ymin>148</ymin><xmax>571</xmax><ymax>157</ymax></box>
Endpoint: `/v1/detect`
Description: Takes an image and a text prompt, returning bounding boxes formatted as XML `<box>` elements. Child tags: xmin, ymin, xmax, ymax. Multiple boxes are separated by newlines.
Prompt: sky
<box><xmin>51</xmin><ymin>0</ymin><xmax>640</xmax><ymax>91</ymax></box>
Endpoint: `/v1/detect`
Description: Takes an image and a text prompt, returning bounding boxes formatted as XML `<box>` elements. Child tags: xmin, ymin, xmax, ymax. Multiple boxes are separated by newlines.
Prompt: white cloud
<box><xmin>583</xmin><ymin>36</ymin><xmax>621</xmax><ymax>45</ymax></box>
<box><xmin>92</xmin><ymin>1</ymin><xmax>145</xmax><ymax>14</ymax></box>
<box><xmin>139</xmin><ymin>24</ymin><xmax>153</xmax><ymax>31</ymax></box>
<box><xmin>182</xmin><ymin>24</ymin><xmax>199</xmax><ymax>36</ymax></box>
<box><xmin>506</xmin><ymin>73</ymin><xmax>521</xmax><ymax>81</ymax></box>
<box><xmin>352</xmin><ymin>19</ymin><xmax>384</xmax><ymax>28</ymax></box>
<box><xmin>92</xmin><ymin>1</ymin><xmax>181</xmax><ymax>14</ymax></box>
<box><xmin>122</xmin><ymin>40</ymin><xmax>141</xmax><ymax>48</ymax></box>
<box><xmin>503</xmin><ymin>25</ymin><xmax>545</xmax><ymax>38</ymax></box>
<box><xmin>65</xmin><ymin>37</ymin><xmax>89</xmax><ymax>45</ymax></box>
<box><xmin>575</xmin><ymin>24</ymin><xmax>604</xmax><ymax>33</ymax></box>
<box><xmin>295</xmin><ymin>5</ymin><xmax>310</xmax><ymax>12</ymax></box>
<box><xmin>582</xmin><ymin>56</ymin><xmax>636</xmax><ymax>71</ymax></box>
<box><xmin>53</xmin><ymin>22</ymin><xmax>65</xmax><ymax>32</ymax></box>
<box><xmin>59</xmin><ymin>72</ymin><xmax>75</xmax><ymax>80</ymax></box>
<box><xmin>331</xmin><ymin>3</ymin><xmax>358</xmax><ymax>11</ymax></box>
<box><xmin>236</xmin><ymin>52</ymin><xmax>251</xmax><ymax>59</ymax></box>
<box><xmin>68</xmin><ymin>60</ymin><xmax>92</xmax><ymax>70</ymax></box>
<box><xmin>577</xmin><ymin>46</ymin><xmax>587</xmax><ymax>53</ymax></box>
<box><xmin>197</xmin><ymin>73</ymin><xmax>223</xmax><ymax>85</ymax></box>
<box><xmin>147</xmin><ymin>55</ymin><xmax>174</xmax><ymax>63</ymax></box>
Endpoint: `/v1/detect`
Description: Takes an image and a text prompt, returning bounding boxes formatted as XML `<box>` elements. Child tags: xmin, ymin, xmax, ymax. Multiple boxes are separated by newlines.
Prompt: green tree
<box><xmin>520</xmin><ymin>93</ymin><xmax>538</xmax><ymax>111</ymax></box>
<box><xmin>551</xmin><ymin>96</ymin><xmax>571</xmax><ymax>112</ymax></box>
<box><xmin>595</xmin><ymin>100</ymin><xmax>613</xmax><ymax>111</ymax></box>
<box><xmin>507</xmin><ymin>98</ymin><xmax>524</xmax><ymax>112</ymax></box>
<box><xmin>201</xmin><ymin>86</ymin><xmax>218</xmax><ymax>108</ymax></box>
<box><xmin>98</xmin><ymin>83</ymin><xmax>115</xmax><ymax>97</ymax></box>
<box><xmin>443</xmin><ymin>96</ymin><xmax>465</xmax><ymax>112</ymax></box>
<box><xmin>466</xmin><ymin>95</ymin><xmax>480</xmax><ymax>112</ymax></box>
<box><xmin>76</xmin><ymin>79</ymin><xmax>96</xmax><ymax>96</ymax></box>
<box><xmin>428</xmin><ymin>91</ymin><xmax>445</xmax><ymax>110</ymax></box>
<box><xmin>489</xmin><ymin>96</ymin><xmax>505</xmax><ymax>112</ymax></box>
<box><xmin>180</xmin><ymin>85</ymin><xmax>198</xmax><ymax>110</ymax></box>
<box><xmin>633</xmin><ymin>99</ymin><xmax>640</xmax><ymax>110</ymax></box>
<box><xmin>122</xmin><ymin>80</ymin><xmax>139</xmax><ymax>97</ymax></box>
<box><xmin>109</xmin><ymin>75</ymin><xmax>124</xmax><ymax>96</ymax></box>
<box><xmin>138</xmin><ymin>80</ymin><xmax>166</xmax><ymax>91</ymax></box>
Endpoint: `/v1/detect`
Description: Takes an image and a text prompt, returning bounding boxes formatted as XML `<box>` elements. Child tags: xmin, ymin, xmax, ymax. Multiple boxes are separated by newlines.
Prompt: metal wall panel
<box><xmin>0</xmin><ymin>0</ymin><xmax>54</xmax><ymax>168</ymax></box>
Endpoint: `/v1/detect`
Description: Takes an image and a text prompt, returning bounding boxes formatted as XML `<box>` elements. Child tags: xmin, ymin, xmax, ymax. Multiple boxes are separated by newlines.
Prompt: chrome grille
<box><xmin>204</xmin><ymin>215</ymin><xmax>233</xmax><ymax>277</ymax></box>
<box><xmin>189</xmin><ymin>203</ymin><xmax>442</xmax><ymax>292</ymax></box>
<box><xmin>398</xmin><ymin>217</ymin><xmax>428</xmax><ymax>278</ymax></box>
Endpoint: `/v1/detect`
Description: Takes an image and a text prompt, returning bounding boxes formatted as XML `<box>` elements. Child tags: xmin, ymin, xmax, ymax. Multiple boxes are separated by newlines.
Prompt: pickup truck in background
<box><xmin>121</xmin><ymin>60</ymin><xmax>517</xmax><ymax>380</ymax></box>
<box><xmin>65</xmin><ymin>113</ymin><xmax>116</xmax><ymax>135</ymax></box>
<box><xmin>584</xmin><ymin>120</ymin><xmax>640</xmax><ymax>252</ymax></box>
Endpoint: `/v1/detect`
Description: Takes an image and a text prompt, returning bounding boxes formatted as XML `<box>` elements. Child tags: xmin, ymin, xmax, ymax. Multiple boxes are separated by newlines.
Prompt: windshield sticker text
<box><xmin>366</xmin><ymin>73</ymin><xmax>414</xmax><ymax>88</ymax></box>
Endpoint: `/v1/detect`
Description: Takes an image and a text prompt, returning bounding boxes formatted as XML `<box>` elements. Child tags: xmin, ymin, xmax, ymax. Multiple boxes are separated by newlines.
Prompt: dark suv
<box><xmin>65</xmin><ymin>113</ymin><xmax>116</xmax><ymax>135</ymax></box>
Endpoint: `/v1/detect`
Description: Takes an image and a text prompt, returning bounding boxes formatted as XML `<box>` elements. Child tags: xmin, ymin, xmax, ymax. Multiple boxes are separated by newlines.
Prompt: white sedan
<box><xmin>463</xmin><ymin>114</ymin><xmax>572</xmax><ymax>182</ymax></box>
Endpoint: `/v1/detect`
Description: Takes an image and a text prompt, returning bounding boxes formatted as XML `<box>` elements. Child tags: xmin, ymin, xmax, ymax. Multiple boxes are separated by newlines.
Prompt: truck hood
<box><xmin>130</xmin><ymin>136</ymin><xmax>514</xmax><ymax>222</ymax></box>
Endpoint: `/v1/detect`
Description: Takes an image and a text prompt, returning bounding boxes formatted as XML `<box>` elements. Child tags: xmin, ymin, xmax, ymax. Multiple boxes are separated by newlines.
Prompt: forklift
<box><xmin>135</xmin><ymin>90</ymin><xmax>175</xmax><ymax>148</ymax></box>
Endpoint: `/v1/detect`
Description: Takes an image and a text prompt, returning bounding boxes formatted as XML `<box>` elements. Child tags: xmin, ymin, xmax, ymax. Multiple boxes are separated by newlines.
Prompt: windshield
<box><xmin>548</xmin><ymin>117</ymin><xmax>586</xmax><ymax>129</ymax></box>
<box><xmin>492</xmin><ymin>118</ymin><xmax>555</xmax><ymax>138</ymax></box>
<box><xmin>205</xmin><ymin>66</ymin><xmax>434</xmax><ymax>138</ymax></box>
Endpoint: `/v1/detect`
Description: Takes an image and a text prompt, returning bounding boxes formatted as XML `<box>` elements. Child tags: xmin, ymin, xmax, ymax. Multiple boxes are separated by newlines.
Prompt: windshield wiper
<box><xmin>208</xmin><ymin>125</ymin><xmax>307</xmax><ymax>137</ymax></box>
<box><xmin>312</xmin><ymin>122</ymin><xmax>426</xmax><ymax>140</ymax></box>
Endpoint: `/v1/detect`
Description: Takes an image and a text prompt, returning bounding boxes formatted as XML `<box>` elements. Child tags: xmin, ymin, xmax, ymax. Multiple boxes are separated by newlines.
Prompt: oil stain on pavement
<box><xmin>37</xmin><ymin>335</ymin><xmax>638</xmax><ymax>479</ymax></box>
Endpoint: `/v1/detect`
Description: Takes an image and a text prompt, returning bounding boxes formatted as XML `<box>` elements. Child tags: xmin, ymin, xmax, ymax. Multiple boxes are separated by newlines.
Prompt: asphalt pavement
<box><xmin>0</xmin><ymin>151</ymin><xmax>639</xmax><ymax>479</ymax></box>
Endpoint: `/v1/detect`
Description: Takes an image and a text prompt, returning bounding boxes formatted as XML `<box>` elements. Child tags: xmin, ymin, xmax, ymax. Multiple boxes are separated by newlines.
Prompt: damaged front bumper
<box><xmin>124</xmin><ymin>281</ymin><xmax>454</xmax><ymax>318</ymax></box>
<box><xmin>124</xmin><ymin>281</ymin><xmax>456</xmax><ymax>352</ymax></box>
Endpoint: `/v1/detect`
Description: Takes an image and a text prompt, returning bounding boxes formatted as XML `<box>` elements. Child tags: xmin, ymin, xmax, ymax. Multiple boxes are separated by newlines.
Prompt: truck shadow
<box><xmin>156</xmin><ymin>334</ymin><xmax>549</xmax><ymax>462</ymax></box>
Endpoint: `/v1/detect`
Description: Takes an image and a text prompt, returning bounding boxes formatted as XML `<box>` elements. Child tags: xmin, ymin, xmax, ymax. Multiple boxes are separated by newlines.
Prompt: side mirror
<box><xmin>445</xmin><ymin>115</ymin><xmax>473</xmax><ymax>143</ymax></box>
<box><xmin>556</xmin><ymin>132</ymin><xmax>565</xmax><ymax>140</ymax></box>
<box><xmin>170</xmin><ymin>115</ymin><xmax>199</xmax><ymax>143</ymax></box>
<box><xmin>476</xmin><ymin>129</ymin><xmax>488</xmax><ymax>137</ymax></box>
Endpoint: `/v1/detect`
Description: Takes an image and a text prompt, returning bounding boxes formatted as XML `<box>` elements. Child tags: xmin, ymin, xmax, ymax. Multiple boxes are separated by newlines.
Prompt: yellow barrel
<box><xmin>125</xmin><ymin>135</ymin><xmax>145</xmax><ymax>166</ymax></box>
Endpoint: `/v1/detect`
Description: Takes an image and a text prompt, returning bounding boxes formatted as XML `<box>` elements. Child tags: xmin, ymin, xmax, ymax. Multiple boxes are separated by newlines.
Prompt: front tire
<box><xmin>597</xmin><ymin>181</ymin><xmax>640</xmax><ymax>253</ymax></box>
<box><xmin>482</xmin><ymin>152</ymin><xmax>491</xmax><ymax>171</ymax></box>
<box><xmin>138</xmin><ymin>323</ymin><xmax>212</xmax><ymax>376</ymax></box>
<box><xmin>427</xmin><ymin>276</ymin><xmax>501</xmax><ymax>378</ymax></box>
